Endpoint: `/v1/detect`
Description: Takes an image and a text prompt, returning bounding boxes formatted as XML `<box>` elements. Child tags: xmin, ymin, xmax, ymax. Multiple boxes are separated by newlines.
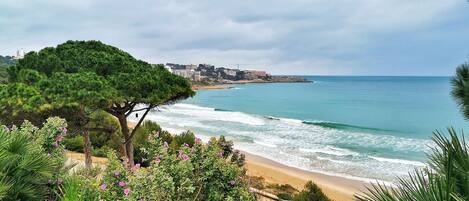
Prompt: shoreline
<box><xmin>191</xmin><ymin>79</ymin><xmax>312</xmax><ymax>90</ymax></box>
<box><xmin>128</xmin><ymin>122</ymin><xmax>371</xmax><ymax>200</ymax></box>
<box><xmin>243</xmin><ymin>151</ymin><xmax>369</xmax><ymax>201</ymax></box>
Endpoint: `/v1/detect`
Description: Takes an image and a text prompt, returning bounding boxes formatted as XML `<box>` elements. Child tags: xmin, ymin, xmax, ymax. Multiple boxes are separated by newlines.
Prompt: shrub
<box><xmin>97</xmin><ymin>134</ymin><xmax>255</xmax><ymax>201</ymax></box>
<box><xmin>59</xmin><ymin>175</ymin><xmax>99</xmax><ymax>201</ymax></box>
<box><xmin>0</xmin><ymin>117</ymin><xmax>67</xmax><ymax>201</ymax></box>
<box><xmin>92</xmin><ymin>145</ymin><xmax>113</xmax><ymax>157</ymax></box>
<box><xmin>132</xmin><ymin>120</ymin><xmax>172</xmax><ymax>165</ymax></box>
<box><xmin>169</xmin><ymin>130</ymin><xmax>195</xmax><ymax>152</ymax></box>
<box><xmin>293</xmin><ymin>181</ymin><xmax>331</xmax><ymax>201</ymax></box>
<box><xmin>63</xmin><ymin>135</ymin><xmax>84</xmax><ymax>151</ymax></box>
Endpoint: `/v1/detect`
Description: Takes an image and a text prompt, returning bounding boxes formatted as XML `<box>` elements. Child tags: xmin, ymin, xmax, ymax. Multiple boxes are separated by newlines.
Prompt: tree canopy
<box><xmin>5</xmin><ymin>40</ymin><xmax>195</xmax><ymax>164</ymax></box>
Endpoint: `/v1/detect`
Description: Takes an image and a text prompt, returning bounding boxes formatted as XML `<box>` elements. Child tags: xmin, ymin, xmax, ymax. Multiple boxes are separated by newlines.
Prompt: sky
<box><xmin>0</xmin><ymin>0</ymin><xmax>468</xmax><ymax>76</ymax></box>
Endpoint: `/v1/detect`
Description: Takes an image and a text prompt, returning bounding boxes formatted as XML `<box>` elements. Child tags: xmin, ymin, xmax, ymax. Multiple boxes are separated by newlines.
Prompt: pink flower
<box><xmin>139</xmin><ymin>199</ymin><xmax>145</xmax><ymax>201</ymax></box>
<box><xmin>124</xmin><ymin>188</ymin><xmax>131</xmax><ymax>196</ymax></box>
<box><xmin>114</xmin><ymin>170</ymin><xmax>120</xmax><ymax>177</ymax></box>
<box><xmin>181</xmin><ymin>154</ymin><xmax>189</xmax><ymax>161</ymax></box>
<box><xmin>183</xmin><ymin>143</ymin><xmax>189</xmax><ymax>147</ymax></box>
<box><xmin>195</xmin><ymin>137</ymin><xmax>202</xmax><ymax>144</ymax></box>
<box><xmin>218</xmin><ymin>151</ymin><xmax>223</xmax><ymax>157</ymax></box>
<box><xmin>100</xmin><ymin>183</ymin><xmax>107</xmax><ymax>191</ymax></box>
<box><xmin>119</xmin><ymin>181</ymin><xmax>126</xmax><ymax>187</ymax></box>
<box><xmin>154</xmin><ymin>156</ymin><xmax>161</xmax><ymax>164</ymax></box>
<box><xmin>230</xmin><ymin>180</ymin><xmax>236</xmax><ymax>185</ymax></box>
<box><xmin>133</xmin><ymin>163</ymin><xmax>140</xmax><ymax>169</ymax></box>
<box><xmin>55</xmin><ymin>134</ymin><xmax>64</xmax><ymax>142</ymax></box>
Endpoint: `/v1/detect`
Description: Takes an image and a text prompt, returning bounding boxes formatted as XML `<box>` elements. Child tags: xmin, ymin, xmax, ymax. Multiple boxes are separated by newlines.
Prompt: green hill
<box><xmin>0</xmin><ymin>55</ymin><xmax>15</xmax><ymax>83</ymax></box>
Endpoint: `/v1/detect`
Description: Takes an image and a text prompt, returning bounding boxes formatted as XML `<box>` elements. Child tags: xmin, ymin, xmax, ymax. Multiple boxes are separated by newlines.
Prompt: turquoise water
<box><xmin>139</xmin><ymin>76</ymin><xmax>468</xmax><ymax>182</ymax></box>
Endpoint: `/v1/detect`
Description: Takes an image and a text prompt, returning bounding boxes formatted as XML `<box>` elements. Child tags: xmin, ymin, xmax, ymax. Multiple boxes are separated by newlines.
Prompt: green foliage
<box><xmin>0</xmin><ymin>55</ymin><xmax>15</xmax><ymax>83</ymax></box>
<box><xmin>5</xmin><ymin>40</ymin><xmax>195</xmax><ymax>163</ymax></box>
<box><xmin>169</xmin><ymin>130</ymin><xmax>196</xmax><ymax>152</ymax></box>
<box><xmin>59</xmin><ymin>175</ymin><xmax>99</xmax><ymax>201</ymax></box>
<box><xmin>293</xmin><ymin>181</ymin><xmax>331</xmax><ymax>201</ymax></box>
<box><xmin>451</xmin><ymin>63</ymin><xmax>469</xmax><ymax>120</ymax></box>
<box><xmin>97</xmin><ymin>135</ymin><xmax>255</xmax><ymax>201</ymax></box>
<box><xmin>63</xmin><ymin>135</ymin><xmax>84</xmax><ymax>151</ymax></box>
<box><xmin>355</xmin><ymin>128</ymin><xmax>469</xmax><ymax>201</ymax></box>
<box><xmin>0</xmin><ymin>117</ymin><xmax>67</xmax><ymax>201</ymax></box>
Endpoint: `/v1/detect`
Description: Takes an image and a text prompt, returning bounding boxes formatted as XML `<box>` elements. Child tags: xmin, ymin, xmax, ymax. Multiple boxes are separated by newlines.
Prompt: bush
<box><xmin>97</xmin><ymin>135</ymin><xmax>255</xmax><ymax>201</ymax></box>
<box><xmin>63</xmin><ymin>135</ymin><xmax>84</xmax><ymax>152</ymax></box>
<box><xmin>169</xmin><ymin>130</ymin><xmax>195</xmax><ymax>152</ymax></box>
<box><xmin>92</xmin><ymin>145</ymin><xmax>113</xmax><ymax>157</ymax></box>
<box><xmin>59</xmin><ymin>175</ymin><xmax>99</xmax><ymax>201</ymax></box>
<box><xmin>0</xmin><ymin>117</ymin><xmax>67</xmax><ymax>201</ymax></box>
<box><xmin>132</xmin><ymin>120</ymin><xmax>172</xmax><ymax>165</ymax></box>
<box><xmin>293</xmin><ymin>181</ymin><xmax>331</xmax><ymax>201</ymax></box>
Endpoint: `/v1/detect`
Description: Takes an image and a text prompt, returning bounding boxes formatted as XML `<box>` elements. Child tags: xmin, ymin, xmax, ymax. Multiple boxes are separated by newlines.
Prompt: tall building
<box><xmin>13</xmin><ymin>49</ymin><xmax>25</xmax><ymax>59</ymax></box>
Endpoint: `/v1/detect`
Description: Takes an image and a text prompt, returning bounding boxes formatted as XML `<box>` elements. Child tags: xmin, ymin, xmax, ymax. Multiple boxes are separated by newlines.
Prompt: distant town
<box><xmin>1</xmin><ymin>49</ymin><xmax>309</xmax><ymax>84</ymax></box>
<box><xmin>164</xmin><ymin>63</ymin><xmax>309</xmax><ymax>84</ymax></box>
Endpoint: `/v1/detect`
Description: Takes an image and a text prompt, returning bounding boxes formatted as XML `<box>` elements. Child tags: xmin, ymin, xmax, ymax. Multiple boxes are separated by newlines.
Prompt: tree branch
<box><xmin>125</xmin><ymin>102</ymin><xmax>137</xmax><ymax>117</ymax></box>
<box><xmin>124</xmin><ymin>104</ymin><xmax>154</xmax><ymax>144</ymax></box>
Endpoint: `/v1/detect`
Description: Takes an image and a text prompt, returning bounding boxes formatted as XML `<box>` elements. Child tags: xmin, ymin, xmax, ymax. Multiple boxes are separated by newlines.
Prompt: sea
<box><xmin>136</xmin><ymin>76</ymin><xmax>468</xmax><ymax>183</ymax></box>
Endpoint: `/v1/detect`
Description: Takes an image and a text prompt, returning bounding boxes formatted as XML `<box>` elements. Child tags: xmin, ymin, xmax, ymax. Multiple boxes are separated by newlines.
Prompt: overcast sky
<box><xmin>1</xmin><ymin>0</ymin><xmax>468</xmax><ymax>75</ymax></box>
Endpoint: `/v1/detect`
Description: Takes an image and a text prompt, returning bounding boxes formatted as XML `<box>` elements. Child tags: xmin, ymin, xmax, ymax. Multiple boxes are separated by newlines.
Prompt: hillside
<box><xmin>0</xmin><ymin>55</ymin><xmax>15</xmax><ymax>83</ymax></box>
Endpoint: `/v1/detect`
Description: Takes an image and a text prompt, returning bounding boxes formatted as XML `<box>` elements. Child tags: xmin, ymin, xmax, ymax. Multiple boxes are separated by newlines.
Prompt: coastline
<box><xmin>128</xmin><ymin>121</ymin><xmax>370</xmax><ymax>200</ymax></box>
<box><xmin>243</xmin><ymin>152</ymin><xmax>369</xmax><ymax>201</ymax></box>
<box><xmin>191</xmin><ymin>79</ymin><xmax>312</xmax><ymax>90</ymax></box>
<box><xmin>191</xmin><ymin>84</ymin><xmax>227</xmax><ymax>90</ymax></box>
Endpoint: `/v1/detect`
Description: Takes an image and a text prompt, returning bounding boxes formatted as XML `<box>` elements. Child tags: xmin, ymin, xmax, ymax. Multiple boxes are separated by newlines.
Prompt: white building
<box><xmin>13</xmin><ymin>49</ymin><xmax>25</xmax><ymax>59</ymax></box>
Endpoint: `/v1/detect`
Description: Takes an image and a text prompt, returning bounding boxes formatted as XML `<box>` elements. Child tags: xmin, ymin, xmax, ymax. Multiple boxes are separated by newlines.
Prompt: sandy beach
<box><xmin>191</xmin><ymin>84</ymin><xmax>227</xmax><ymax>90</ymax></box>
<box><xmin>244</xmin><ymin>152</ymin><xmax>369</xmax><ymax>201</ymax></box>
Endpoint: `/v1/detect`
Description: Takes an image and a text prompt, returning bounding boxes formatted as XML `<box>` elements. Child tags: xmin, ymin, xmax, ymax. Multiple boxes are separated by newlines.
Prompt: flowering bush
<box><xmin>98</xmin><ymin>132</ymin><xmax>255</xmax><ymax>201</ymax></box>
<box><xmin>0</xmin><ymin>117</ymin><xmax>68</xmax><ymax>200</ymax></box>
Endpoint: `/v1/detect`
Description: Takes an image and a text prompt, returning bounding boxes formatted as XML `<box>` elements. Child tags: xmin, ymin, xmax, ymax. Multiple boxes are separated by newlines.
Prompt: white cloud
<box><xmin>0</xmin><ymin>0</ymin><xmax>467</xmax><ymax>75</ymax></box>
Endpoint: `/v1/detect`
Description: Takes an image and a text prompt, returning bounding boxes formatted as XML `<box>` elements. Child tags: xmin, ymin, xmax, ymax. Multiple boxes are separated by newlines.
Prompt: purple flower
<box><xmin>124</xmin><ymin>188</ymin><xmax>131</xmax><ymax>196</ymax></box>
<box><xmin>154</xmin><ymin>156</ymin><xmax>161</xmax><ymax>164</ymax></box>
<box><xmin>119</xmin><ymin>181</ymin><xmax>126</xmax><ymax>187</ymax></box>
<box><xmin>183</xmin><ymin>143</ymin><xmax>189</xmax><ymax>147</ymax></box>
<box><xmin>195</xmin><ymin>137</ymin><xmax>202</xmax><ymax>144</ymax></box>
<box><xmin>114</xmin><ymin>170</ymin><xmax>120</xmax><ymax>177</ymax></box>
<box><xmin>55</xmin><ymin>134</ymin><xmax>64</xmax><ymax>142</ymax></box>
<box><xmin>100</xmin><ymin>183</ymin><xmax>107</xmax><ymax>191</ymax></box>
<box><xmin>61</xmin><ymin>127</ymin><xmax>67</xmax><ymax>134</ymax></box>
<box><xmin>181</xmin><ymin>154</ymin><xmax>189</xmax><ymax>161</ymax></box>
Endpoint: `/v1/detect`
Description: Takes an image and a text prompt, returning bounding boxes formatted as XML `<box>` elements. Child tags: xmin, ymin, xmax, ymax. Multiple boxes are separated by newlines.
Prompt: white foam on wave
<box><xmin>370</xmin><ymin>156</ymin><xmax>426</xmax><ymax>167</ymax></box>
<box><xmin>172</xmin><ymin>103</ymin><xmax>214</xmax><ymax>111</ymax></box>
<box><xmin>300</xmin><ymin>146</ymin><xmax>358</xmax><ymax>156</ymax></box>
<box><xmin>254</xmin><ymin>140</ymin><xmax>277</xmax><ymax>148</ymax></box>
<box><xmin>278</xmin><ymin>117</ymin><xmax>303</xmax><ymax>124</ymax></box>
<box><xmin>162</xmin><ymin>104</ymin><xmax>265</xmax><ymax>126</ymax></box>
<box><xmin>138</xmin><ymin>103</ymin><xmax>430</xmax><ymax>183</ymax></box>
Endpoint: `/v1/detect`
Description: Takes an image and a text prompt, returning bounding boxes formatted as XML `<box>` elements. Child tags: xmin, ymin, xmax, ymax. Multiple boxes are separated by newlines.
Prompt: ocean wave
<box><xmin>299</xmin><ymin>146</ymin><xmax>359</xmax><ymax>156</ymax></box>
<box><xmin>142</xmin><ymin>103</ymin><xmax>430</xmax><ymax>182</ymax></box>
<box><xmin>164</xmin><ymin>104</ymin><xmax>265</xmax><ymax>126</ymax></box>
<box><xmin>302</xmin><ymin>120</ymin><xmax>392</xmax><ymax>132</ymax></box>
<box><xmin>370</xmin><ymin>156</ymin><xmax>426</xmax><ymax>166</ymax></box>
<box><xmin>254</xmin><ymin>140</ymin><xmax>277</xmax><ymax>148</ymax></box>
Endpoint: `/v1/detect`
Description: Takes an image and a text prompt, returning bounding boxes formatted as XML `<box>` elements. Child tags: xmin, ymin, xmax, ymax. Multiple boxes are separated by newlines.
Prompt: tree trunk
<box><xmin>117</xmin><ymin>114</ymin><xmax>134</xmax><ymax>166</ymax></box>
<box><xmin>83</xmin><ymin>129</ymin><xmax>92</xmax><ymax>168</ymax></box>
